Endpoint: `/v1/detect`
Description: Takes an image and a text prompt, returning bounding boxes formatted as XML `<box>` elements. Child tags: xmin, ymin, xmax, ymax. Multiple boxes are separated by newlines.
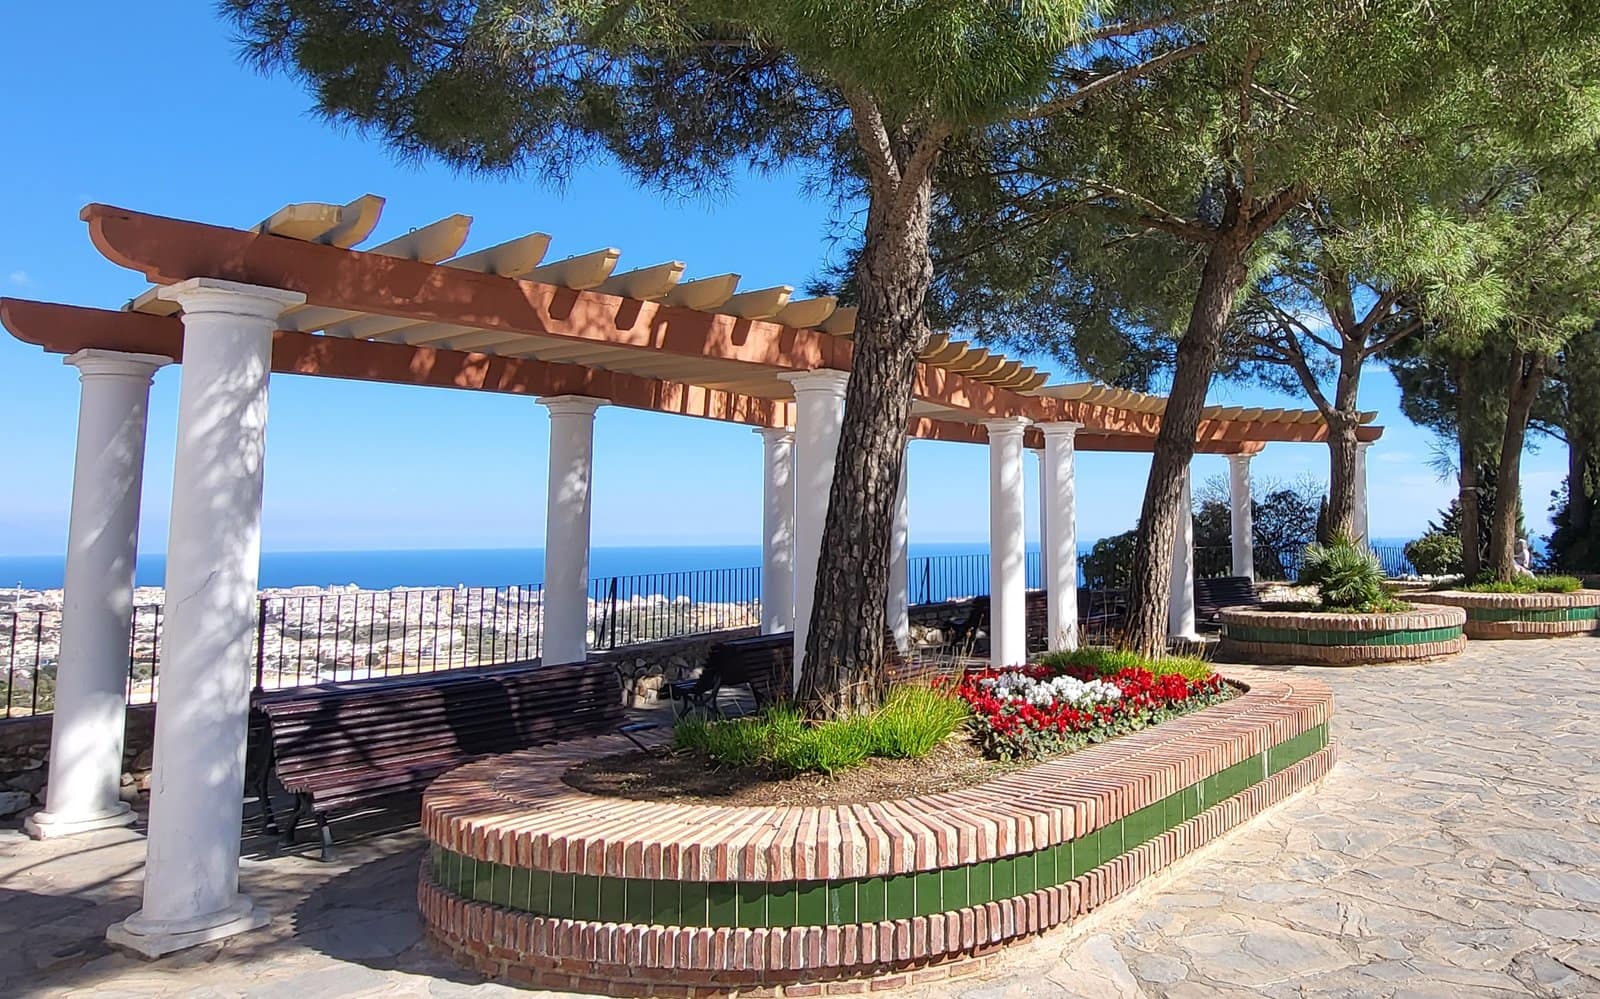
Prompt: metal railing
<box><xmin>589</xmin><ymin>566</ymin><xmax>761</xmax><ymax>651</ymax></box>
<box><xmin>0</xmin><ymin>542</ymin><xmax>1428</xmax><ymax>718</ymax></box>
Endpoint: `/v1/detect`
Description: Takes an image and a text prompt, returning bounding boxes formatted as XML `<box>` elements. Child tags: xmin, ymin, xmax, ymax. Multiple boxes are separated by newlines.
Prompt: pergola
<box><xmin>0</xmin><ymin>195</ymin><xmax>1382</xmax><ymax>958</ymax></box>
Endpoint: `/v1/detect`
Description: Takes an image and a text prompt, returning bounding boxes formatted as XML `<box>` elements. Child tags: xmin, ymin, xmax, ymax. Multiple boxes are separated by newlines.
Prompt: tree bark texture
<box><xmin>1322</xmin><ymin>347</ymin><xmax>1365</xmax><ymax>539</ymax></box>
<box><xmin>1456</xmin><ymin>358</ymin><xmax>1484</xmax><ymax>580</ymax></box>
<box><xmin>797</xmin><ymin>171</ymin><xmax>934</xmax><ymax>718</ymax></box>
<box><xmin>1490</xmin><ymin>350</ymin><xmax>1546</xmax><ymax>580</ymax></box>
<box><xmin>1567</xmin><ymin>424</ymin><xmax>1593</xmax><ymax>539</ymax></box>
<box><xmin>1120</xmin><ymin>239</ymin><xmax>1250</xmax><ymax>657</ymax></box>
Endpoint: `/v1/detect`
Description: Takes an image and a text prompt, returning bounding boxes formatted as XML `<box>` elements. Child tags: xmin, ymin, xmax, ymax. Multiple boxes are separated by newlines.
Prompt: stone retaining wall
<box><xmin>595</xmin><ymin>628</ymin><xmax>759</xmax><ymax>708</ymax></box>
<box><xmin>1408</xmin><ymin>589</ymin><xmax>1600</xmax><ymax>640</ymax></box>
<box><xmin>418</xmin><ymin>674</ymin><xmax>1334</xmax><ymax>995</ymax></box>
<box><xmin>0</xmin><ymin>704</ymin><xmax>155</xmax><ymax>818</ymax></box>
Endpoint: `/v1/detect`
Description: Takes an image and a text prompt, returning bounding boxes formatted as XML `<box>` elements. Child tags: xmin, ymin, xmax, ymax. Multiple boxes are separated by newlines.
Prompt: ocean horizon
<box><xmin>0</xmin><ymin>538</ymin><xmax>1417</xmax><ymax>591</ymax></box>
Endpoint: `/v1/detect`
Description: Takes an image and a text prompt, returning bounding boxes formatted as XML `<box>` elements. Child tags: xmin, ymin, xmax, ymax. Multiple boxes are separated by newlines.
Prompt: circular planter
<box><xmin>1408</xmin><ymin>589</ymin><xmax>1600</xmax><ymax>639</ymax></box>
<box><xmin>417</xmin><ymin>676</ymin><xmax>1335</xmax><ymax>996</ymax></box>
<box><xmin>1216</xmin><ymin>605</ymin><xmax>1466</xmax><ymax>666</ymax></box>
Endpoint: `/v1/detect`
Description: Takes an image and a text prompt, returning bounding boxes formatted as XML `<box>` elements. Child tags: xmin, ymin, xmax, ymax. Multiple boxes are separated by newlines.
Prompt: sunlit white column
<box><xmin>1228</xmin><ymin>452</ymin><xmax>1255</xmax><ymax>580</ymax></box>
<box><xmin>540</xmin><ymin>396</ymin><xmax>606</xmax><ymax>665</ymax></box>
<box><xmin>1353</xmin><ymin>441</ymin><xmax>1371</xmax><ymax>544</ymax></box>
<box><xmin>1040</xmin><ymin>423</ymin><xmax>1082</xmax><ymax>652</ymax></box>
<box><xmin>1168</xmin><ymin>463</ymin><xmax>1199</xmax><ymax>641</ymax></box>
<box><xmin>887</xmin><ymin>445</ymin><xmax>910</xmax><ymax>654</ymax></box>
<box><xmin>27</xmin><ymin>350</ymin><xmax>170</xmax><ymax>840</ymax></box>
<box><xmin>985</xmin><ymin>417</ymin><xmax>1031</xmax><ymax>667</ymax></box>
<box><xmin>108</xmin><ymin>278</ymin><xmax>304</xmax><ymax>959</ymax></box>
<box><xmin>757</xmin><ymin>427</ymin><xmax>795</xmax><ymax>635</ymax></box>
<box><xmin>778</xmin><ymin>370</ymin><xmax>849</xmax><ymax>687</ymax></box>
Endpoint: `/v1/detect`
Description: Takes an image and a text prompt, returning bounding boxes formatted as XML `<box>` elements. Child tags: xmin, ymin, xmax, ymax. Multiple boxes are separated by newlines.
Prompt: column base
<box><xmin>25</xmin><ymin>801</ymin><xmax>135</xmax><ymax>839</ymax></box>
<box><xmin>106</xmin><ymin>896</ymin><xmax>269</xmax><ymax>959</ymax></box>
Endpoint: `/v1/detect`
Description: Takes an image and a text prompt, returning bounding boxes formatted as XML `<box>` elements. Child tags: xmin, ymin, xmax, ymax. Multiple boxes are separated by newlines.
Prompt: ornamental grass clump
<box><xmin>673</xmin><ymin>684</ymin><xmax>969</xmax><ymax>776</ymax></box>
<box><xmin>951</xmin><ymin>658</ymin><xmax>1235</xmax><ymax>762</ymax></box>
<box><xmin>1300</xmin><ymin>535</ymin><xmax>1405</xmax><ymax>612</ymax></box>
<box><xmin>1036</xmin><ymin>647</ymin><xmax>1214</xmax><ymax>683</ymax></box>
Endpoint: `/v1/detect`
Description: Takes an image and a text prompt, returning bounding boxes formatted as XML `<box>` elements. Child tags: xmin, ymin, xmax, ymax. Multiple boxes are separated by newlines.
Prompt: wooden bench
<box><xmin>249</xmin><ymin>660</ymin><xmax>634</xmax><ymax>859</ymax></box>
<box><xmin>1194</xmin><ymin>575</ymin><xmax>1260</xmax><ymax>627</ymax></box>
<box><xmin>668</xmin><ymin>633</ymin><xmax>792</xmax><ymax>715</ymax></box>
<box><xmin>943</xmin><ymin>589</ymin><xmax>1128</xmax><ymax>651</ymax></box>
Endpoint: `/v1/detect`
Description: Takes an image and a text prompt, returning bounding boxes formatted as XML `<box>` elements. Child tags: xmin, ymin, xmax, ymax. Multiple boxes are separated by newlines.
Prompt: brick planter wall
<box><xmin>417</xmin><ymin>674</ymin><xmax>1334</xmax><ymax>995</ymax></box>
<box><xmin>1408</xmin><ymin>589</ymin><xmax>1600</xmax><ymax>639</ymax></box>
<box><xmin>1216</xmin><ymin>606</ymin><xmax>1466</xmax><ymax>666</ymax></box>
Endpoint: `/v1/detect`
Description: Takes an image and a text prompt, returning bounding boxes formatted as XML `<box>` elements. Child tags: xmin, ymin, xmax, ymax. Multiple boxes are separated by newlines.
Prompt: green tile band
<box><xmin>429</xmin><ymin>723</ymin><xmax>1328</xmax><ymax>929</ymax></box>
<box><xmin>1462</xmin><ymin>604</ymin><xmax>1600</xmax><ymax>623</ymax></box>
<box><xmin>1221</xmin><ymin>623</ymin><xmax>1463</xmax><ymax>647</ymax></box>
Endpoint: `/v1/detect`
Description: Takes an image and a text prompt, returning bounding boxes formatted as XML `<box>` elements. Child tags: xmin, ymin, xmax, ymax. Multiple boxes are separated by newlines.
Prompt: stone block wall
<box><xmin>0</xmin><ymin>704</ymin><xmax>155</xmax><ymax>818</ymax></box>
<box><xmin>593</xmin><ymin>627</ymin><xmax>759</xmax><ymax>708</ymax></box>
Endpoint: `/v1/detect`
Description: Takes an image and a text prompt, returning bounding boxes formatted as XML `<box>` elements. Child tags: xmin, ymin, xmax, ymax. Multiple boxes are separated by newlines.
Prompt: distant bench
<box><xmin>248</xmin><ymin>660</ymin><xmax>642</xmax><ymax>859</ymax></box>
<box><xmin>1195</xmin><ymin>575</ymin><xmax>1261</xmax><ymax>628</ymax></box>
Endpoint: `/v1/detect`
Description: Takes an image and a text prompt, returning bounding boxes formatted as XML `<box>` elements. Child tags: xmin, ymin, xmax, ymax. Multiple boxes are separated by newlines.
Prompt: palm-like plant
<box><xmin>1300</xmin><ymin>535</ymin><xmax>1387</xmax><ymax>608</ymax></box>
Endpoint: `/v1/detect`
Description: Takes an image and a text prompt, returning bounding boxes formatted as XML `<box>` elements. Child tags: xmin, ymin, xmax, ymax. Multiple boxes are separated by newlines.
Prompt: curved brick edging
<box><xmin>1408</xmin><ymin>589</ymin><xmax>1600</xmax><ymax>639</ymax></box>
<box><xmin>418</xmin><ymin>675</ymin><xmax>1334</xmax><ymax>994</ymax></box>
<box><xmin>1216</xmin><ymin>605</ymin><xmax>1466</xmax><ymax>666</ymax></box>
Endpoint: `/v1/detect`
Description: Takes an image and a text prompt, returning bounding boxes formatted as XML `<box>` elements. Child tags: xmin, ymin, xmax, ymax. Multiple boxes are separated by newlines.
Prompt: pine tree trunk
<box><xmin>1566</xmin><ymin>424</ymin><xmax>1592</xmax><ymax>538</ymax></box>
<box><xmin>1490</xmin><ymin>350</ymin><xmax>1545</xmax><ymax>580</ymax></box>
<box><xmin>1457</xmin><ymin>358</ymin><xmax>1483</xmax><ymax>580</ymax></box>
<box><xmin>797</xmin><ymin>172</ymin><xmax>933</xmax><ymax>719</ymax></box>
<box><xmin>1120</xmin><ymin>239</ymin><xmax>1249</xmax><ymax>657</ymax></box>
<box><xmin>1322</xmin><ymin>347</ymin><xmax>1364</xmax><ymax>539</ymax></box>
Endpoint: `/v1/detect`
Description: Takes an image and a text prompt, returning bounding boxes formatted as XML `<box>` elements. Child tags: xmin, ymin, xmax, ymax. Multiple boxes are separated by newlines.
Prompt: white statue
<box><xmin>1513</xmin><ymin>537</ymin><xmax>1535</xmax><ymax>578</ymax></box>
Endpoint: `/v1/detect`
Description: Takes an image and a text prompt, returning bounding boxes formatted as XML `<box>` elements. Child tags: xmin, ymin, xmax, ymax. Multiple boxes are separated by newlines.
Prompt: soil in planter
<box><xmin>564</xmin><ymin>738</ymin><xmax>1019</xmax><ymax>808</ymax></box>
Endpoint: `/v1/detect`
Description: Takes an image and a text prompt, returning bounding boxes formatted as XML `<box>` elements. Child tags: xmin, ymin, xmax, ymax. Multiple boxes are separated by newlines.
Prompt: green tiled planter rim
<box><xmin>1222</xmin><ymin>623</ymin><xmax>1462</xmax><ymax>647</ymax></box>
<box><xmin>1463</xmin><ymin>604</ymin><xmax>1600</xmax><ymax>623</ymax></box>
<box><xmin>427</xmin><ymin>723</ymin><xmax>1328</xmax><ymax>929</ymax></box>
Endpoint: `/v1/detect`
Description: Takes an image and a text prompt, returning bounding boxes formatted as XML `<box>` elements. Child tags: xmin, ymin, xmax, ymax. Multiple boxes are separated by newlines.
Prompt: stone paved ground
<box><xmin>3</xmin><ymin>637</ymin><xmax>1598</xmax><ymax>998</ymax></box>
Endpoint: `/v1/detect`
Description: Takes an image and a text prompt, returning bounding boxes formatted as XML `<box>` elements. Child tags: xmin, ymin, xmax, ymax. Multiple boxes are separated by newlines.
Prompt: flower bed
<box><xmin>1408</xmin><ymin>588</ymin><xmax>1600</xmax><ymax>639</ymax></box>
<box><xmin>1216</xmin><ymin>604</ymin><xmax>1466</xmax><ymax>665</ymax></box>
<box><xmin>953</xmin><ymin>663</ymin><xmax>1235</xmax><ymax>759</ymax></box>
<box><xmin>418</xmin><ymin>674</ymin><xmax>1335</xmax><ymax>995</ymax></box>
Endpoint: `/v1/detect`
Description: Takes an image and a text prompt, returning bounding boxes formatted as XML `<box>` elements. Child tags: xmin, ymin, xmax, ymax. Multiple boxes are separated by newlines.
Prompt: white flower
<box><xmin>978</xmin><ymin>671</ymin><xmax>1122</xmax><ymax>709</ymax></box>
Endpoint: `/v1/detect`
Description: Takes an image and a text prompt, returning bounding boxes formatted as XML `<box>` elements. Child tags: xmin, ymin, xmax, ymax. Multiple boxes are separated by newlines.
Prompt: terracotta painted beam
<box><xmin>904</xmin><ymin>417</ymin><xmax>1275</xmax><ymax>454</ymax></box>
<box><xmin>0</xmin><ymin>299</ymin><xmax>791</xmax><ymax>429</ymax></box>
<box><xmin>80</xmin><ymin>204</ymin><xmax>1168</xmax><ymax>434</ymax></box>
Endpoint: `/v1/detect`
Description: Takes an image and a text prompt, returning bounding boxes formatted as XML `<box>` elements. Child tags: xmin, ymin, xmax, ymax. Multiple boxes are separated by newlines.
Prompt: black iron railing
<box><xmin>0</xmin><ymin>542</ymin><xmax>1427</xmax><ymax>718</ymax></box>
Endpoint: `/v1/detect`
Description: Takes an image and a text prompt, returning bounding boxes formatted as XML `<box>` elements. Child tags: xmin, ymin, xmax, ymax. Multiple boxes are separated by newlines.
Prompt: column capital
<box><xmin>778</xmin><ymin>369</ymin><xmax>850</xmax><ymax>396</ymax></box>
<box><xmin>755</xmin><ymin>426</ymin><xmax>796</xmax><ymax>444</ymax></box>
<box><xmin>64</xmin><ymin>349</ymin><xmax>173</xmax><ymax>381</ymax></box>
<box><xmin>1227</xmin><ymin>451</ymin><xmax>1254</xmax><ymax>466</ymax></box>
<box><xmin>155</xmin><ymin>278</ymin><xmax>305</xmax><ymax>319</ymax></box>
<box><xmin>982</xmin><ymin>416</ymin><xmax>1031</xmax><ymax>439</ymax></box>
<box><xmin>1355</xmin><ymin>440</ymin><xmax>1372</xmax><ymax>452</ymax></box>
<box><xmin>538</xmin><ymin>395</ymin><xmax>607</xmax><ymax>417</ymax></box>
<box><xmin>1038</xmin><ymin>421</ymin><xmax>1082</xmax><ymax>441</ymax></box>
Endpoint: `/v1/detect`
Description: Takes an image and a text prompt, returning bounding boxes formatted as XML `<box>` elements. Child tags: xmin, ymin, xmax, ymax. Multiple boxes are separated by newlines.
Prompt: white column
<box><xmin>539</xmin><ymin>396</ymin><xmax>605</xmax><ymax>665</ymax></box>
<box><xmin>1353</xmin><ymin>442</ymin><xmax>1371</xmax><ymax>545</ymax></box>
<box><xmin>777</xmin><ymin>371</ymin><xmax>849</xmax><ymax>686</ymax></box>
<box><xmin>1040</xmin><ymin>423</ymin><xmax>1081</xmax><ymax>652</ymax></box>
<box><xmin>757</xmin><ymin>427</ymin><xmax>795</xmax><ymax>635</ymax></box>
<box><xmin>984</xmin><ymin>418</ymin><xmax>1031</xmax><ymax>667</ymax></box>
<box><xmin>108</xmin><ymin>279</ymin><xmax>303</xmax><ymax>959</ymax></box>
<box><xmin>1168</xmin><ymin>464</ymin><xmax>1199</xmax><ymax>641</ymax></box>
<box><xmin>26</xmin><ymin>350</ymin><xmax>171</xmax><ymax>840</ymax></box>
<box><xmin>1228</xmin><ymin>453</ymin><xmax>1255</xmax><ymax>580</ymax></box>
<box><xmin>887</xmin><ymin>446</ymin><xmax>910</xmax><ymax>653</ymax></box>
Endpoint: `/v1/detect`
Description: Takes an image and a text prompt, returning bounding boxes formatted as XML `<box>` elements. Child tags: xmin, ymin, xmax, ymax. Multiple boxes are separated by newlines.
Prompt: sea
<box><xmin>0</xmin><ymin>542</ymin><xmax>1023</xmax><ymax>591</ymax></box>
<box><xmin>0</xmin><ymin>537</ymin><xmax>1417</xmax><ymax>592</ymax></box>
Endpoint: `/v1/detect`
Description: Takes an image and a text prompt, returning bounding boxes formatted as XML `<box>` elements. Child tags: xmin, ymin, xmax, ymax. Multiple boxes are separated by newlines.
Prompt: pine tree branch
<box><xmin>843</xmin><ymin>89</ymin><xmax>900</xmax><ymax>192</ymax></box>
<box><xmin>1022</xmin><ymin>43</ymin><xmax>1205</xmax><ymax>121</ymax></box>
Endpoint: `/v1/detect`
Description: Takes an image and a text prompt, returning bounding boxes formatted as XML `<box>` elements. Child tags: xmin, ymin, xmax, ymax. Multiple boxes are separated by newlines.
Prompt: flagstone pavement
<box><xmin>3</xmin><ymin>637</ymin><xmax>1599</xmax><ymax>998</ymax></box>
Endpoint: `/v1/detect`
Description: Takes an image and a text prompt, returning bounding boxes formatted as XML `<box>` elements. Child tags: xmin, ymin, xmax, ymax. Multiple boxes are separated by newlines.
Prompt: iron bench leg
<box><xmin>314</xmin><ymin>811</ymin><xmax>337</xmax><ymax>863</ymax></box>
<box><xmin>279</xmin><ymin>792</ymin><xmax>312</xmax><ymax>846</ymax></box>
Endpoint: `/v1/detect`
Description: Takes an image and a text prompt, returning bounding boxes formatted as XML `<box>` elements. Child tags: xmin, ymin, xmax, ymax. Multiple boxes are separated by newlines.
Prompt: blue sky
<box><xmin>0</xmin><ymin>4</ymin><xmax>1567</xmax><ymax>559</ymax></box>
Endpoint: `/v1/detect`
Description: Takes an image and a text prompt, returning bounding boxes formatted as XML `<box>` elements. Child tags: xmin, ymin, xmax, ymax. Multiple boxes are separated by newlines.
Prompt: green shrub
<box><xmin>1035</xmin><ymin>646</ymin><xmax>1215</xmax><ymax>683</ymax></box>
<box><xmin>1300</xmin><ymin>535</ymin><xmax>1387</xmax><ymax>609</ymax></box>
<box><xmin>673</xmin><ymin>684</ymin><xmax>970</xmax><ymax>776</ymax></box>
<box><xmin>1461</xmin><ymin>574</ymin><xmax>1583</xmax><ymax>594</ymax></box>
<box><xmin>1404</xmin><ymin>530</ymin><xmax>1463</xmax><ymax>576</ymax></box>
